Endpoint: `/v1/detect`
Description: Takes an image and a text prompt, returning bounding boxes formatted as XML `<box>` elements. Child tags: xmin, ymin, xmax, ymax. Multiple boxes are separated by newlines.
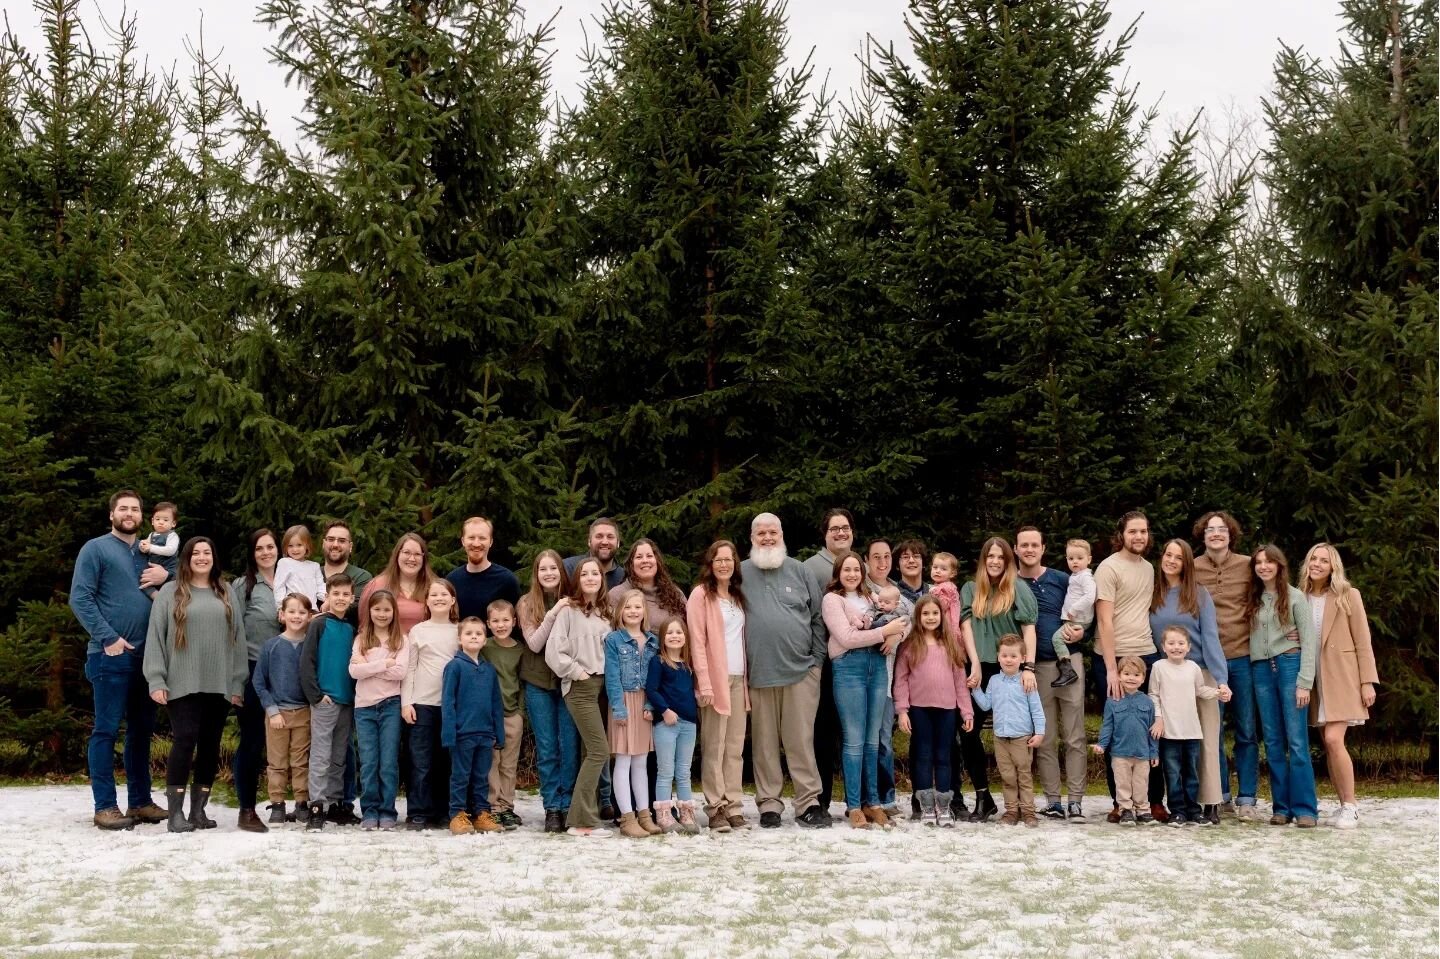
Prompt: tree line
<box><xmin>0</xmin><ymin>0</ymin><xmax>1434</xmax><ymax>771</ymax></box>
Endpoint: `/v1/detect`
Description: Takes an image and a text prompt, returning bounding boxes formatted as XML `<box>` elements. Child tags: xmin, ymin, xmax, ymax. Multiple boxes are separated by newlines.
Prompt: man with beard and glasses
<box><xmin>801</xmin><ymin>508</ymin><xmax>856</xmax><ymax>822</ymax></box>
<box><xmin>741</xmin><ymin>513</ymin><xmax>830</xmax><ymax>829</ymax></box>
<box><xmin>321</xmin><ymin>520</ymin><xmax>373</xmax><ymax>626</ymax></box>
<box><xmin>70</xmin><ymin>490</ymin><xmax>171</xmax><ymax>830</ymax></box>
<box><xmin>564</xmin><ymin>517</ymin><xmax>625</xmax><ymax>591</ymax></box>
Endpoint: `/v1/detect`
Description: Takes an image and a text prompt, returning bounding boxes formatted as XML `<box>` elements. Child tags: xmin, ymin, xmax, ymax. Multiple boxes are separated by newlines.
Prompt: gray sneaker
<box><xmin>1066</xmin><ymin>801</ymin><xmax>1085</xmax><ymax>821</ymax></box>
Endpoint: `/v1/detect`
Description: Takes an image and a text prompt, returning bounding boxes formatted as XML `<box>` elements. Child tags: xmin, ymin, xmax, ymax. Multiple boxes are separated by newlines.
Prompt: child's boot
<box><xmin>949</xmin><ymin>790</ymin><xmax>970</xmax><ymax>822</ymax></box>
<box><xmin>635</xmin><ymin>807</ymin><xmax>664</xmax><ymax>836</ymax></box>
<box><xmin>655</xmin><ymin>800</ymin><xmax>678</xmax><ymax>834</ymax></box>
<box><xmin>617</xmin><ymin>811</ymin><xmax>649</xmax><ymax>839</ymax></box>
<box><xmin>266</xmin><ymin>803</ymin><xmax>288</xmax><ymax>825</ymax></box>
<box><xmin>166</xmin><ymin>786</ymin><xmax>195</xmax><ymax>834</ymax></box>
<box><xmin>1052</xmin><ymin>656</ymin><xmax>1079</xmax><ymax>687</ymax></box>
<box><xmin>968</xmin><ymin>789</ymin><xmax>998</xmax><ymax>823</ymax></box>
<box><xmin>292</xmin><ymin>799</ymin><xmax>310</xmax><ymax>823</ymax></box>
<box><xmin>188</xmin><ymin>784</ymin><xmax>217</xmax><ymax>830</ymax></box>
<box><xmin>915</xmin><ymin>789</ymin><xmax>934</xmax><ymax>826</ymax></box>
<box><xmin>934</xmin><ymin>790</ymin><xmax>956</xmax><ymax>827</ymax></box>
<box><xmin>677</xmin><ymin>800</ymin><xmax>701</xmax><ymax>836</ymax></box>
<box><xmin>306</xmin><ymin>800</ymin><xmax>326</xmax><ymax>831</ymax></box>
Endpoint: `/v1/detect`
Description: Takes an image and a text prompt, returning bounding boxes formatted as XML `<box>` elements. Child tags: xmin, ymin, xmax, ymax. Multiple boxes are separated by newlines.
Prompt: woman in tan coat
<box><xmin>1299</xmin><ymin>543</ymin><xmax>1379</xmax><ymax>829</ymax></box>
<box><xmin>687</xmin><ymin>540</ymin><xmax>750</xmax><ymax>832</ymax></box>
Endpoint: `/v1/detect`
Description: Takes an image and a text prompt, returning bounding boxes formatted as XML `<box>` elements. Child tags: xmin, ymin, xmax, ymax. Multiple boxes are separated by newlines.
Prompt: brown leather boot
<box><xmin>94</xmin><ymin>808</ymin><xmax>134</xmax><ymax>831</ymax></box>
<box><xmin>635</xmin><ymin>808</ymin><xmax>663</xmax><ymax>836</ymax></box>
<box><xmin>471</xmin><ymin>811</ymin><xmax>502</xmax><ymax>834</ymax></box>
<box><xmin>862</xmin><ymin>805</ymin><xmax>891</xmax><ymax>828</ymax></box>
<box><xmin>237</xmin><ymin>807</ymin><xmax>270</xmax><ymax>833</ymax></box>
<box><xmin>617</xmin><ymin>811</ymin><xmax>650</xmax><ymax>838</ymax></box>
<box><xmin>847</xmin><ymin>809</ymin><xmax>870</xmax><ymax>829</ymax></box>
<box><xmin>448</xmin><ymin>812</ymin><xmax>474</xmax><ymax>835</ymax></box>
<box><xmin>126</xmin><ymin>802</ymin><xmax>167</xmax><ymax>825</ymax></box>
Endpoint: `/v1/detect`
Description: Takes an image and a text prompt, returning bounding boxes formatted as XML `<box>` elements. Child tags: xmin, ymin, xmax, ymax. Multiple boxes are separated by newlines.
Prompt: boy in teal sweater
<box><xmin>300</xmin><ymin>575</ymin><xmax>355</xmax><ymax>829</ymax></box>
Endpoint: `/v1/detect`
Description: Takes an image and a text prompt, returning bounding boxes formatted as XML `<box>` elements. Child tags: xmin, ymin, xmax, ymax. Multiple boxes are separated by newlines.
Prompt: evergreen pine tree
<box><xmin>1258</xmin><ymin>0</ymin><xmax>1437</xmax><ymax>730</ymax></box>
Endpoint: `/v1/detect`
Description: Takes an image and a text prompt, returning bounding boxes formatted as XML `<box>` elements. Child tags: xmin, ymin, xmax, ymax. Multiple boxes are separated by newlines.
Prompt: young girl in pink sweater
<box><xmin>895</xmin><ymin>595</ymin><xmax>974</xmax><ymax>827</ymax></box>
<box><xmin>349</xmin><ymin>590</ymin><xmax>408</xmax><ymax>830</ymax></box>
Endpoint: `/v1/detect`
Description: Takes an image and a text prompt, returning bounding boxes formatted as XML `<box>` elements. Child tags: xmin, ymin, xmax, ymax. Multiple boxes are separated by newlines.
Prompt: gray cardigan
<box><xmin>143</xmin><ymin>582</ymin><xmax>248</xmax><ymax>700</ymax></box>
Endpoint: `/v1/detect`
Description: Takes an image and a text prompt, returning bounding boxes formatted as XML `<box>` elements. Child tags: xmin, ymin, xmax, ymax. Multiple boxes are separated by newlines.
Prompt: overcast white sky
<box><xmin>4</xmin><ymin>0</ymin><xmax>1344</xmax><ymax>146</ymax></box>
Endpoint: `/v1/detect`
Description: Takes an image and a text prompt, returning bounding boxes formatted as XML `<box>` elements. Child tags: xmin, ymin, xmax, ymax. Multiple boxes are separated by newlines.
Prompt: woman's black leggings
<box><xmin>166</xmin><ymin>693</ymin><xmax>231</xmax><ymax>788</ymax></box>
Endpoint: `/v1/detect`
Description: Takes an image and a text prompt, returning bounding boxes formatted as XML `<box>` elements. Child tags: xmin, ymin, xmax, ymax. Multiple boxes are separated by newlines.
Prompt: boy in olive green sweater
<box><xmin>483</xmin><ymin>600</ymin><xmax>525</xmax><ymax>830</ymax></box>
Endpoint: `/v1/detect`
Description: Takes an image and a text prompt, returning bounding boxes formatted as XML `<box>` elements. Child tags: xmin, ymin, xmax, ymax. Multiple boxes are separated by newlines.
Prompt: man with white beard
<box><xmin>741</xmin><ymin>513</ymin><xmax>831</xmax><ymax>828</ymax></box>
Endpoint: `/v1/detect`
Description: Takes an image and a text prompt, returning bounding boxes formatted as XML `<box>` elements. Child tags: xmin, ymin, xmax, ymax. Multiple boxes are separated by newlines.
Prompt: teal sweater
<box><xmin>300</xmin><ymin>613</ymin><xmax>357</xmax><ymax>706</ymax></box>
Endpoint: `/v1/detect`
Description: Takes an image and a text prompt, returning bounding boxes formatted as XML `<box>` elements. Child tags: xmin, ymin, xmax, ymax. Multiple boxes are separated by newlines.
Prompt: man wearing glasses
<box><xmin>1192</xmin><ymin>511</ymin><xmax>1259</xmax><ymax>820</ymax></box>
<box><xmin>321</xmin><ymin>520</ymin><xmax>373</xmax><ymax>626</ymax></box>
<box><xmin>801</xmin><ymin>509</ymin><xmax>857</xmax><ymax>822</ymax></box>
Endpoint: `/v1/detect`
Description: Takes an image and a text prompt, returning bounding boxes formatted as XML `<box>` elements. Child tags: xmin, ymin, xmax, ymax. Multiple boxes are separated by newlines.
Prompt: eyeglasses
<box><xmin>1202</xmin><ymin>526</ymin><xmax>1229</xmax><ymax>534</ymax></box>
<box><xmin>827</xmin><ymin>525</ymin><xmax>852</xmax><ymax>534</ymax></box>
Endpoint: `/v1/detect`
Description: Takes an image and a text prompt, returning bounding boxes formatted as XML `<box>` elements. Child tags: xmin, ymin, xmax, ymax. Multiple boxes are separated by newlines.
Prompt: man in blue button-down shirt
<box><xmin>69</xmin><ymin>490</ymin><xmax>170</xmax><ymax>830</ymax></box>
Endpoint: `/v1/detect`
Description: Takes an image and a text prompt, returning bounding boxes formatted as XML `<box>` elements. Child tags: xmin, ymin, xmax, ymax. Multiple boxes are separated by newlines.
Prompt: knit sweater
<box><xmin>253</xmin><ymin>633</ymin><xmax>308</xmax><ymax>715</ymax></box>
<box><xmin>348</xmin><ymin>634</ymin><xmax>409</xmax><ymax>709</ymax></box>
<box><xmin>821</xmin><ymin>591</ymin><xmax>888</xmax><ymax>660</ymax></box>
<box><xmin>893</xmin><ymin>642</ymin><xmax>974</xmax><ymax>722</ymax></box>
<box><xmin>544</xmin><ymin>606</ymin><xmax>611</xmax><ymax>696</ymax></box>
<box><xmin>1148</xmin><ymin>658</ymin><xmax>1220</xmax><ymax>740</ymax></box>
<box><xmin>738</xmin><ymin>557</ymin><xmax>827</xmax><ymax>688</ymax></box>
<box><xmin>142</xmin><ymin>582</ymin><xmax>247</xmax><ymax>700</ymax></box>
<box><xmin>402</xmin><ymin>620</ymin><xmax>460</xmax><ymax>708</ymax></box>
<box><xmin>646</xmin><ymin>657</ymin><xmax>699</xmax><ymax>725</ymax></box>
<box><xmin>300</xmin><ymin>613</ymin><xmax>357</xmax><ymax>706</ymax></box>
<box><xmin>1148</xmin><ymin>585</ymin><xmax>1228</xmax><ymax>684</ymax></box>
<box><xmin>1249</xmin><ymin>586</ymin><xmax>1319</xmax><ymax>690</ymax></box>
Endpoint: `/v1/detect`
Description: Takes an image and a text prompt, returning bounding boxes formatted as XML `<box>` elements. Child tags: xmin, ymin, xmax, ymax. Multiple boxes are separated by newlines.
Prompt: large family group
<box><xmin>69</xmin><ymin>493</ymin><xmax>1380</xmax><ymax>838</ymax></box>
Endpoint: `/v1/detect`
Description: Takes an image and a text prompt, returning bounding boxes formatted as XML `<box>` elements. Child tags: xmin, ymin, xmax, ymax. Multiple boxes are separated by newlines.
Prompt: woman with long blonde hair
<box><xmin>1299</xmin><ymin>543</ymin><xmax>1379</xmax><ymax>828</ymax></box>
<box><xmin>956</xmin><ymin>536</ymin><xmax>1037</xmax><ymax>821</ymax></box>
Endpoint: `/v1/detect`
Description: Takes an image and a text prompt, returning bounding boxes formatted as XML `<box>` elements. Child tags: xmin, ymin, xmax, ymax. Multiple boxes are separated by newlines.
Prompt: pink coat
<box><xmin>686</xmin><ymin>585</ymin><xmax>749</xmax><ymax>716</ymax></box>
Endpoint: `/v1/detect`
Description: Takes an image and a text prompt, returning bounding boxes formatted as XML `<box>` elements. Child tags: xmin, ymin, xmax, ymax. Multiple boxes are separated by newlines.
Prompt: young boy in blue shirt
<box><xmin>442</xmin><ymin>617</ymin><xmax>506</xmax><ymax>835</ymax></box>
<box><xmin>1092</xmin><ymin>656</ymin><xmax>1160</xmax><ymax>825</ymax></box>
<box><xmin>971</xmin><ymin>633</ymin><xmax>1046</xmax><ymax>827</ymax></box>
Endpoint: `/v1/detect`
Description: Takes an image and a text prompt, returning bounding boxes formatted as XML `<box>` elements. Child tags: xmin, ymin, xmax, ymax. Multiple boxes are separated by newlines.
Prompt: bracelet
<box><xmin>1020</xmin><ymin>662</ymin><xmax>1035</xmax><ymax>672</ymax></box>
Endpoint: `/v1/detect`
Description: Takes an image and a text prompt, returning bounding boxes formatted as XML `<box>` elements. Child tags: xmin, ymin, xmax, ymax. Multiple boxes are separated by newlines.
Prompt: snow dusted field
<box><xmin>0</xmin><ymin>787</ymin><xmax>1435</xmax><ymax>958</ymax></box>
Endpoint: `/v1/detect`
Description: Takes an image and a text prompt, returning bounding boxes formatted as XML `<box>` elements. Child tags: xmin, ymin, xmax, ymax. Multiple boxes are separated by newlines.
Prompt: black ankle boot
<box><xmin>1052</xmin><ymin>657</ymin><xmax>1079</xmax><ymax>687</ymax></box>
<box><xmin>968</xmin><ymin>789</ymin><xmax>998</xmax><ymax>822</ymax></box>
<box><xmin>166</xmin><ymin>786</ymin><xmax>195</xmax><ymax>833</ymax></box>
<box><xmin>188</xmin><ymin>784</ymin><xmax>217</xmax><ymax>829</ymax></box>
<box><xmin>949</xmin><ymin>791</ymin><xmax>970</xmax><ymax>820</ymax></box>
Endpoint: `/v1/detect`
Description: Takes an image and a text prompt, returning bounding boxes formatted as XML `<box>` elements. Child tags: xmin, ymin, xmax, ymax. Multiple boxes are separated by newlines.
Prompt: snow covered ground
<box><xmin>0</xmin><ymin>787</ymin><xmax>1435</xmax><ymax>958</ymax></box>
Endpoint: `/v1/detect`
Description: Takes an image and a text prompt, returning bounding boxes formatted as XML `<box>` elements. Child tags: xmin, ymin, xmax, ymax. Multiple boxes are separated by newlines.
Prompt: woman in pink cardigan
<box><xmin>687</xmin><ymin>540</ymin><xmax>750</xmax><ymax>833</ymax></box>
<box><xmin>822</xmin><ymin>551</ymin><xmax>909</xmax><ymax>829</ymax></box>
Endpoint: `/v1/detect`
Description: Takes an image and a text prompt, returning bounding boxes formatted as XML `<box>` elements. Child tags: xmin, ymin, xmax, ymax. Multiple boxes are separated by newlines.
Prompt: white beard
<box><xmin>749</xmin><ymin>544</ymin><xmax>788</xmax><ymax>570</ymax></box>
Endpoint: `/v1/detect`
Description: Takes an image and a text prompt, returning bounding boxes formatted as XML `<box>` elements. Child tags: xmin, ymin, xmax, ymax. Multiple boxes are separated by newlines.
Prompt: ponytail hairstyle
<box><xmin>173</xmin><ymin>536</ymin><xmax>233</xmax><ymax>652</ymax></box>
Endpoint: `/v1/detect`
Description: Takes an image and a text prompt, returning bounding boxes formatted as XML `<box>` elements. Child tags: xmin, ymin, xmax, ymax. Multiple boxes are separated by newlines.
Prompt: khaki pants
<box><xmin>994</xmin><ymin>736</ymin><xmax>1036</xmax><ymax>815</ymax></box>
<box><xmin>1034</xmin><ymin>655</ymin><xmax>1087</xmax><ymax>803</ymax></box>
<box><xmin>488</xmin><ymin>713</ymin><xmax>524</xmax><ymax>813</ymax></box>
<box><xmin>1112</xmin><ymin>755</ymin><xmax>1150</xmax><ymax>813</ymax></box>
<box><xmin>265</xmin><ymin>706</ymin><xmax>311</xmax><ymax>804</ymax></box>
<box><xmin>700</xmin><ymin>676</ymin><xmax>748</xmax><ymax>817</ymax></box>
<box><xmin>1198</xmin><ymin>668</ymin><xmax>1222</xmax><ymax>805</ymax></box>
<box><xmin>748</xmin><ymin>667</ymin><xmax>822</xmax><ymax>815</ymax></box>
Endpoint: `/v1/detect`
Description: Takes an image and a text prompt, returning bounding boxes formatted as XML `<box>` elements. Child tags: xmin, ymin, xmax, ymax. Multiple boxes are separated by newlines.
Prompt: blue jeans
<box><xmin>908</xmin><ymin>706</ymin><xmax>956</xmax><ymax>792</ymax></box>
<box><xmin>1218</xmin><ymin>654</ymin><xmax>1259</xmax><ymax>804</ymax></box>
<box><xmin>831</xmin><ymin>648</ymin><xmax>887</xmax><ymax>811</ymax></box>
<box><xmin>877</xmin><ymin>695</ymin><xmax>897</xmax><ymax>805</ymax></box>
<box><xmin>449</xmin><ymin>734</ymin><xmax>494</xmax><ymax>817</ymax></box>
<box><xmin>355</xmin><ymin>696</ymin><xmax>402</xmax><ymax>821</ymax></box>
<box><xmin>84</xmin><ymin>650</ymin><xmax>156</xmax><ymax>813</ymax></box>
<box><xmin>524</xmin><ymin>682</ymin><xmax>580</xmax><ymax>812</ymax></box>
<box><xmin>407</xmin><ymin>704</ymin><xmax>448</xmax><ymax>824</ymax></box>
<box><xmin>1252</xmin><ymin>651</ymin><xmax>1317</xmax><ymax>819</ymax></box>
<box><xmin>1160</xmin><ymin>739</ymin><xmax>1202</xmax><ymax>819</ymax></box>
<box><xmin>653</xmin><ymin>718</ymin><xmax>697</xmax><ymax>802</ymax></box>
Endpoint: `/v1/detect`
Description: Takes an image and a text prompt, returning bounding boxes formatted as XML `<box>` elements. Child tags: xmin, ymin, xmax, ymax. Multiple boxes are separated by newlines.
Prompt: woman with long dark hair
<box><xmin>687</xmin><ymin>539</ymin><xmax>750</xmax><ymax>832</ymax></box>
<box><xmin>229</xmin><ymin>528</ymin><xmax>280</xmax><ymax>832</ymax></box>
<box><xmin>518</xmin><ymin>549</ymin><xmax>581</xmax><ymax>833</ymax></box>
<box><xmin>143</xmin><ymin>537</ymin><xmax>247</xmax><ymax>833</ymax></box>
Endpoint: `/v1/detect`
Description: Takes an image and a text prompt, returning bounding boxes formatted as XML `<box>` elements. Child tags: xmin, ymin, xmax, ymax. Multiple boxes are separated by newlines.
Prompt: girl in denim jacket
<box><xmin>605</xmin><ymin>589</ymin><xmax>659</xmax><ymax>837</ymax></box>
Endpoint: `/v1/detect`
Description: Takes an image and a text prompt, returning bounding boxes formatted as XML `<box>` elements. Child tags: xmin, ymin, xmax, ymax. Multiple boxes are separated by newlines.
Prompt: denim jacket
<box><xmin>1097</xmin><ymin>691</ymin><xmax>1159</xmax><ymax>761</ymax></box>
<box><xmin>604</xmin><ymin>629</ymin><xmax>659</xmax><ymax>720</ymax></box>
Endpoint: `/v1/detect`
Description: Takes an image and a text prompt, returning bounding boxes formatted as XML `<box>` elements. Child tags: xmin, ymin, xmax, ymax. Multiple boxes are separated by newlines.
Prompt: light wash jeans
<box><xmin>1252</xmin><ymin>651</ymin><xmax>1317</xmax><ymax>820</ymax></box>
<box><xmin>831</xmin><ymin>648</ymin><xmax>887</xmax><ymax>811</ymax></box>
<box><xmin>653</xmin><ymin>718</ymin><xmax>697</xmax><ymax>802</ymax></box>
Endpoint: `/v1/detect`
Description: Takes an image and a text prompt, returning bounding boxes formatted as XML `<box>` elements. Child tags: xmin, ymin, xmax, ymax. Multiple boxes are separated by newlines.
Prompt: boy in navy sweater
<box><xmin>442</xmin><ymin>618</ymin><xmax>506</xmax><ymax>835</ymax></box>
<box><xmin>1093</xmin><ymin>656</ymin><xmax>1161</xmax><ymax>825</ymax></box>
<box><xmin>300</xmin><ymin>575</ymin><xmax>355</xmax><ymax>829</ymax></box>
<box><xmin>253</xmin><ymin>593</ymin><xmax>315</xmax><ymax>823</ymax></box>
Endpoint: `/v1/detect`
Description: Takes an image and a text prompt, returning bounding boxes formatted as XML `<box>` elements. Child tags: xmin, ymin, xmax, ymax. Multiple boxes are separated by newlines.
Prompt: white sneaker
<box><xmin>566</xmin><ymin>825</ymin><xmax>613</xmax><ymax>838</ymax></box>
<box><xmin>1333</xmin><ymin>804</ymin><xmax>1360</xmax><ymax>830</ymax></box>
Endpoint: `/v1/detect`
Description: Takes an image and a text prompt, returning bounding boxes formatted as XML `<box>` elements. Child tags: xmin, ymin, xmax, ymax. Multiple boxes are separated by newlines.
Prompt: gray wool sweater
<box><xmin>143</xmin><ymin>582</ymin><xmax>248</xmax><ymax>700</ymax></box>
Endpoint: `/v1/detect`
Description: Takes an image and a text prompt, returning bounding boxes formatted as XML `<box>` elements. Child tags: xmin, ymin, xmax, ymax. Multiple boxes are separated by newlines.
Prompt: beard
<box><xmin>325</xmin><ymin>546</ymin><xmax>351</xmax><ymax>565</ymax></box>
<box><xmin>749</xmin><ymin>544</ymin><xmax>787</xmax><ymax>570</ymax></box>
<box><xmin>112</xmin><ymin>516</ymin><xmax>140</xmax><ymax>535</ymax></box>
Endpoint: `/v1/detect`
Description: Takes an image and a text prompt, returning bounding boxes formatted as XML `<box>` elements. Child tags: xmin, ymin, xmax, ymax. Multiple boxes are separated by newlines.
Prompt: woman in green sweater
<box><xmin>143</xmin><ymin>537</ymin><xmax>247</xmax><ymax>833</ymax></box>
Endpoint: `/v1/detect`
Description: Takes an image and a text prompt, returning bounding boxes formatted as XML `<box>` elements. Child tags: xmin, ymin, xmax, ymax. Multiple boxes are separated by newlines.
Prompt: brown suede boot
<box><xmin>862</xmin><ymin>805</ymin><xmax>891</xmax><ymax>828</ymax></box>
<box><xmin>126</xmin><ymin>802</ymin><xmax>167</xmax><ymax>825</ymax></box>
<box><xmin>999</xmin><ymin>808</ymin><xmax>1021</xmax><ymax>826</ymax></box>
<box><xmin>471</xmin><ymin>811</ymin><xmax>502</xmax><ymax>834</ymax></box>
<box><xmin>449</xmin><ymin>812</ymin><xmax>474</xmax><ymax>835</ymax></box>
<box><xmin>617</xmin><ymin>811</ymin><xmax>650</xmax><ymax>838</ymax></box>
<box><xmin>635</xmin><ymin>809</ymin><xmax>663</xmax><ymax>836</ymax></box>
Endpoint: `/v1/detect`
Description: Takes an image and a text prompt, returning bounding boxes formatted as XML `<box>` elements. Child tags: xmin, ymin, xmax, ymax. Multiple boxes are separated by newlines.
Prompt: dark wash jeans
<box><xmin>232</xmin><ymin>663</ymin><xmax>267</xmax><ymax>809</ymax></box>
<box><xmin>1160</xmin><ymin>738</ymin><xmax>1202</xmax><ymax>820</ymax></box>
<box><xmin>407</xmin><ymin>704</ymin><xmax>450</xmax><ymax>823</ymax></box>
<box><xmin>85</xmin><ymin>649</ymin><xmax>157</xmax><ymax>813</ymax></box>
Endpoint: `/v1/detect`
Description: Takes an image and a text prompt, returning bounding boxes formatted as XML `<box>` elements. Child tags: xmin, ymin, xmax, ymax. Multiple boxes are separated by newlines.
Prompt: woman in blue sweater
<box><xmin>646</xmin><ymin>617</ymin><xmax>700</xmax><ymax>834</ymax></box>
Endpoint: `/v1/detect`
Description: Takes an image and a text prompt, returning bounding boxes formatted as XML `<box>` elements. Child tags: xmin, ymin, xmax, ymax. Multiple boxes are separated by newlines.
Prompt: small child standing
<box><xmin>401</xmin><ymin>580</ymin><xmax>461</xmax><ymax>829</ymax></box>
<box><xmin>1150</xmin><ymin>625</ymin><xmax>1224</xmax><ymax>826</ymax></box>
<box><xmin>253</xmin><ymin>593</ymin><xmax>314</xmax><ymax>824</ymax></box>
<box><xmin>138</xmin><ymin>502</ymin><xmax>181</xmax><ymax>594</ymax></box>
<box><xmin>894</xmin><ymin>595</ymin><xmax>975</xmax><ymax>826</ymax></box>
<box><xmin>646</xmin><ymin>617</ymin><xmax>700</xmax><ymax>835</ymax></box>
<box><xmin>482</xmin><ymin>600</ymin><xmax>526</xmax><ymax>831</ymax></box>
<box><xmin>970</xmin><ymin>633</ymin><xmax>1046</xmax><ymax>827</ymax></box>
<box><xmin>605</xmin><ymin>588</ymin><xmax>660</xmax><ymax>839</ymax></box>
<box><xmin>348</xmin><ymin>589</ymin><xmax>408</xmax><ymax>831</ymax></box>
<box><xmin>1092</xmin><ymin>656</ymin><xmax>1160</xmax><ymax>825</ymax></box>
<box><xmin>1050</xmin><ymin>540</ymin><xmax>1095</xmax><ymax>688</ymax></box>
<box><xmin>299</xmin><ymin>574</ymin><xmax>356</xmax><ymax>830</ymax></box>
<box><xmin>441</xmin><ymin>617</ymin><xmax>505</xmax><ymax>835</ymax></box>
<box><xmin>274</xmin><ymin>525</ymin><xmax>327</xmax><ymax>615</ymax></box>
